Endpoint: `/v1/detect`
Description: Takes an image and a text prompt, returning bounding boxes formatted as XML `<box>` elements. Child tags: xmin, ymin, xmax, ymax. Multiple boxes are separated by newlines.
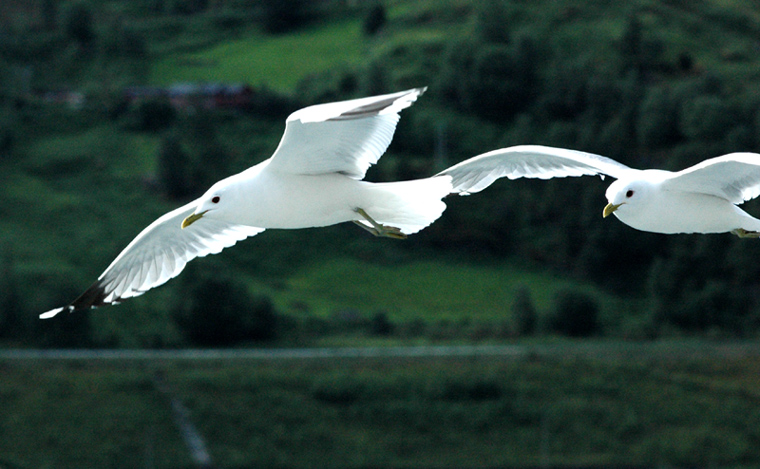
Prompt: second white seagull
<box><xmin>438</xmin><ymin>145</ymin><xmax>760</xmax><ymax>237</ymax></box>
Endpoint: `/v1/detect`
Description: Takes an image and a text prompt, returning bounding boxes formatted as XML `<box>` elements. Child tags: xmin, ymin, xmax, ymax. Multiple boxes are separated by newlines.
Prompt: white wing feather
<box><xmin>662</xmin><ymin>153</ymin><xmax>760</xmax><ymax>204</ymax></box>
<box><xmin>265</xmin><ymin>88</ymin><xmax>426</xmax><ymax>179</ymax></box>
<box><xmin>437</xmin><ymin>145</ymin><xmax>633</xmax><ymax>194</ymax></box>
<box><xmin>40</xmin><ymin>200</ymin><xmax>264</xmax><ymax>318</ymax></box>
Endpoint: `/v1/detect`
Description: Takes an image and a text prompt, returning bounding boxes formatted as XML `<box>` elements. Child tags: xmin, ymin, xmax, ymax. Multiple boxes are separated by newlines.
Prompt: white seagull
<box><xmin>438</xmin><ymin>144</ymin><xmax>760</xmax><ymax>237</ymax></box>
<box><xmin>42</xmin><ymin>88</ymin><xmax>452</xmax><ymax>319</ymax></box>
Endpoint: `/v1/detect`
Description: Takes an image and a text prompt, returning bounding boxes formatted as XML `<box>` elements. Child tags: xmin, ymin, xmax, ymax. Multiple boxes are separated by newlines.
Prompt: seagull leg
<box><xmin>731</xmin><ymin>228</ymin><xmax>760</xmax><ymax>239</ymax></box>
<box><xmin>353</xmin><ymin>208</ymin><xmax>407</xmax><ymax>239</ymax></box>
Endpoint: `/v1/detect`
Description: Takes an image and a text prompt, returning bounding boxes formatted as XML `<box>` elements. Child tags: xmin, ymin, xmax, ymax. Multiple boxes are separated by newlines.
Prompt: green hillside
<box><xmin>4</xmin><ymin>0</ymin><xmax>760</xmax><ymax>346</ymax></box>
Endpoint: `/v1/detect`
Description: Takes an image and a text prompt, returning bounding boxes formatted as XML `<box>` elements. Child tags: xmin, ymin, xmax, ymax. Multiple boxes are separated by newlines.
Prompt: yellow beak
<box><xmin>603</xmin><ymin>203</ymin><xmax>621</xmax><ymax>218</ymax></box>
<box><xmin>181</xmin><ymin>211</ymin><xmax>207</xmax><ymax>229</ymax></box>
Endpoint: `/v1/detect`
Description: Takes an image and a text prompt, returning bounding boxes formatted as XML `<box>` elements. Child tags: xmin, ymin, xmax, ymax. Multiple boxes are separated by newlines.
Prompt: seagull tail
<box><xmin>361</xmin><ymin>176</ymin><xmax>452</xmax><ymax>235</ymax></box>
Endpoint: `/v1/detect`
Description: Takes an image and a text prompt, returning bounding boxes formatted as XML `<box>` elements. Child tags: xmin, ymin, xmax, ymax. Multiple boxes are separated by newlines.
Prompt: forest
<box><xmin>4</xmin><ymin>0</ymin><xmax>760</xmax><ymax>347</ymax></box>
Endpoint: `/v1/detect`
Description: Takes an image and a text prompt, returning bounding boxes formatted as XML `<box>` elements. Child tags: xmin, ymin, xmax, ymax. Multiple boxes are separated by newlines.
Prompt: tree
<box><xmin>619</xmin><ymin>14</ymin><xmax>665</xmax><ymax>77</ymax></box>
<box><xmin>637</xmin><ymin>85</ymin><xmax>679</xmax><ymax>150</ymax></box>
<box><xmin>512</xmin><ymin>285</ymin><xmax>537</xmax><ymax>336</ymax></box>
<box><xmin>368</xmin><ymin>311</ymin><xmax>394</xmax><ymax>336</ymax></box>
<box><xmin>132</xmin><ymin>99</ymin><xmax>176</xmax><ymax>132</ymax></box>
<box><xmin>65</xmin><ymin>2</ymin><xmax>96</xmax><ymax>48</ymax></box>
<box><xmin>260</xmin><ymin>0</ymin><xmax>313</xmax><ymax>34</ymax></box>
<box><xmin>473</xmin><ymin>0</ymin><xmax>511</xmax><ymax>44</ymax></box>
<box><xmin>157</xmin><ymin>134</ymin><xmax>193</xmax><ymax>200</ymax></box>
<box><xmin>41</xmin><ymin>0</ymin><xmax>58</xmax><ymax>31</ymax></box>
<box><xmin>362</xmin><ymin>3</ymin><xmax>386</xmax><ymax>36</ymax></box>
<box><xmin>0</xmin><ymin>247</ymin><xmax>22</xmax><ymax>340</ymax></box>
<box><xmin>174</xmin><ymin>272</ymin><xmax>278</xmax><ymax>347</ymax></box>
<box><xmin>679</xmin><ymin>95</ymin><xmax>735</xmax><ymax>141</ymax></box>
<box><xmin>548</xmin><ymin>289</ymin><xmax>600</xmax><ymax>337</ymax></box>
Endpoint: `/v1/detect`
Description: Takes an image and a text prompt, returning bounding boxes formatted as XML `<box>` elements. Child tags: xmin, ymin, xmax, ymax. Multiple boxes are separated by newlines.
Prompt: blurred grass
<box><xmin>2</xmin><ymin>347</ymin><xmax>760</xmax><ymax>467</ymax></box>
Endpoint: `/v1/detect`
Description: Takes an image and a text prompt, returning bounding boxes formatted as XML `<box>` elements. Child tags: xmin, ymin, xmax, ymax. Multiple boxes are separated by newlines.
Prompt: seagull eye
<box><xmin>626</xmin><ymin>190</ymin><xmax>635</xmax><ymax>198</ymax></box>
<box><xmin>212</xmin><ymin>196</ymin><xmax>220</xmax><ymax>204</ymax></box>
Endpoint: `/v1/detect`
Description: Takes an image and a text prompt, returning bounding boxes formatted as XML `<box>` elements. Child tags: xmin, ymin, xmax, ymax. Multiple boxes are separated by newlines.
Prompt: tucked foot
<box><xmin>731</xmin><ymin>228</ymin><xmax>760</xmax><ymax>238</ymax></box>
<box><xmin>353</xmin><ymin>208</ymin><xmax>407</xmax><ymax>239</ymax></box>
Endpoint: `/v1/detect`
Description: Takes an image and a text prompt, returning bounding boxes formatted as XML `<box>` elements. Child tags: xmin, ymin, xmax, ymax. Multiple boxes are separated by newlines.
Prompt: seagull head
<box><xmin>603</xmin><ymin>178</ymin><xmax>647</xmax><ymax>219</ymax></box>
<box><xmin>182</xmin><ymin>181</ymin><xmax>234</xmax><ymax>229</ymax></box>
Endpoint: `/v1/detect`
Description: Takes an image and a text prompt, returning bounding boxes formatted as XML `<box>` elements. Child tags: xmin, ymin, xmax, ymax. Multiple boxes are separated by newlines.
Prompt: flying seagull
<box><xmin>438</xmin><ymin>144</ymin><xmax>760</xmax><ymax>237</ymax></box>
<box><xmin>41</xmin><ymin>88</ymin><xmax>452</xmax><ymax>319</ymax></box>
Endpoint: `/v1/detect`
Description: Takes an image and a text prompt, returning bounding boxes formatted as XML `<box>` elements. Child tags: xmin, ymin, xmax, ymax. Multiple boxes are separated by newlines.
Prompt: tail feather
<box><xmin>362</xmin><ymin>176</ymin><xmax>452</xmax><ymax>235</ymax></box>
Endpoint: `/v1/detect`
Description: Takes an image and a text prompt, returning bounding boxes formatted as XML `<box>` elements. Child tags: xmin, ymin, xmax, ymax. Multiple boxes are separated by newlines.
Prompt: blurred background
<box><xmin>3</xmin><ymin>0</ymin><xmax>760</xmax><ymax>467</ymax></box>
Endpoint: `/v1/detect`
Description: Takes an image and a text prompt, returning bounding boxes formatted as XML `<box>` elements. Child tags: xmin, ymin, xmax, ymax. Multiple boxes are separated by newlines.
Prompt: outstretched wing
<box><xmin>265</xmin><ymin>88</ymin><xmax>426</xmax><ymax>179</ymax></box>
<box><xmin>437</xmin><ymin>145</ymin><xmax>633</xmax><ymax>195</ymax></box>
<box><xmin>41</xmin><ymin>200</ymin><xmax>264</xmax><ymax>318</ymax></box>
<box><xmin>662</xmin><ymin>153</ymin><xmax>760</xmax><ymax>204</ymax></box>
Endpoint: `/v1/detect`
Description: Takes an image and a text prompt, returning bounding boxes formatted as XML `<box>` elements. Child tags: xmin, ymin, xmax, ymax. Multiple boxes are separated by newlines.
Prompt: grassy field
<box><xmin>2</xmin><ymin>342</ymin><xmax>760</xmax><ymax>468</ymax></box>
<box><xmin>271</xmin><ymin>256</ymin><xmax>637</xmax><ymax>324</ymax></box>
<box><xmin>149</xmin><ymin>19</ymin><xmax>365</xmax><ymax>91</ymax></box>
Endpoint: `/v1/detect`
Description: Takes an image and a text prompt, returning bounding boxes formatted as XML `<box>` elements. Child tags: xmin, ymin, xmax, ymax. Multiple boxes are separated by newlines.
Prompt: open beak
<box><xmin>181</xmin><ymin>210</ymin><xmax>207</xmax><ymax>229</ymax></box>
<box><xmin>603</xmin><ymin>203</ymin><xmax>622</xmax><ymax>218</ymax></box>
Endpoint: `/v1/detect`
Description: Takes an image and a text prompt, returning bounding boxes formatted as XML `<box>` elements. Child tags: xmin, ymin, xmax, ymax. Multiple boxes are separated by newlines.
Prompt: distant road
<box><xmin>2</xmin><ymin>342</ymin><xmax>760</xmax><ymax>360</ymax></box>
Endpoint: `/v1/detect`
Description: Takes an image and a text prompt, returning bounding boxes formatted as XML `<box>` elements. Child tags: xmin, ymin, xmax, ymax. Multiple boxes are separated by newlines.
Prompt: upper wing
<box><xmin>437</xmin><ymin>145</ymin><xmax>633</xmax><ymax>194</ymax></box>
<box><xmin>661</xmin><ymin>153</ymin><xmax>760</xmax><ymax>204</ymax></box>
<box><xmin>265</xmin><ymin>88</ymin><xmax>426</xmax><ymax>179</ymax></box>
<box><xmin>40</xmin><ymin>200</ymin><xmax>264</xmax><ymax>318</ymax></box>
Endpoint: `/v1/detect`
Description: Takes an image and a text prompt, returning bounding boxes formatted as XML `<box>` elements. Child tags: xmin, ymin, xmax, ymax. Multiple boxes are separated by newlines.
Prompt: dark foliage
<box><xmin>548</xmin><ymin>289</ymin><xmax>600</xmax><ymax>337</ymax></box>
<box><xmin>157</xmin><ymin>133</ymin><xmax>193</xmax><ymax>200</ymax></box>
<box><xmin>174</xmin><ymin>270</ymin><xmax>278</xmax><ymax>347</ymax></box>
<box><xmin>127</xmin><ymin>99</ymin><xmax>176</xmax><ymax>132</ymax></box>
<box><xmin>512</xmin><ymin>285</ymin><xmax>537</xmax><ymax>336</ymax></box>
<box><xmin>33</xmin><ymin>310</ymin><xmax>94</xmax><ymax>348</ymax></box>
<box><xmin>363</xmin><ymin>4</ymin><xmax>387</xmax><ymax>36</ymax></box>
<box><xmin>0</xmin><ymin>249</ymin><xmax>23</xmax><ymax>340</ymax></box>
<box><xmin>259</xmin><ymin>0</ymin><xmax>315</xmax><ymax>34</ymax></box>
<box><xmin>368</xmin><ymin>311</ymin><xmax>394</xmax><ymax>336</ymax></box>
<box><xmin>64</xmin><ymin>2</ymin><xmax>96</xmax><ymax>47</ymax></box>
<box><xmin>168</xmin><ymin>0</ymin><xmax>209</xmax><ymax>15</ymax></box>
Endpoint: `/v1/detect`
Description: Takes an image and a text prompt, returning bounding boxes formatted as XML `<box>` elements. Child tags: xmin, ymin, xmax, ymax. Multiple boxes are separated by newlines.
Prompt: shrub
<box><xmin>0</xmin><ymin>248</ymin><xmax>23</xmax><ymax>340</ymax></box>
<box><xmin>679</xmin><ymin>95</ymin><xmax>736</xmax><ymax>141</ymax></box>
<box><xmin>473</xmin><ymin>0</ymin><xmax>512</xmax><ymax>44</ymax></box>
<box><xmin>547</xmin><ymin>289</ymin><xmax>600</xmax><ymax>337</ymax></box>
<box><xmin>157</xmin><ymin>133</ymin><xmax>193</xmax><ymax>200</ymax></box>
<box><xmin>512</xmin><ymin>285</ymin><xmax>537</xmax><ymax>336</ymax></box>
<box><xmin>638</xmin><ymin>85</ymin><xmax>679</xmax><ymax>149</ymax></box>
<box><xmin>368</xmin><ymin>311</ymin><xmax>394</xmax><ymax>336</ymax></box>
<box><xmin>64</xmin><ymin>2</ymin><xmax>96</xmax><ymax>47</ymax></box>
<box><xmin>33</xmin><ymin>310</ymin><xmax>94</xmax><ymax>348</ymax></box>
<box><xmin>174</xmin><ymin>273</ymin><xmax>278</xmax><ymax>347</ymax></box>
<box><xmin>259</xmin><ymin>0</ymin><xmax>315</xmax><ymax>34</ymax></box>
<box><xmin>363</xmin><ymin>4</ymin><xmax>386</xmax><ymax>37</ymax></box>
<box><xmin>127</xmin><ymin>98</ymin><xmax>176</xmax><ymax>132</ymax></box>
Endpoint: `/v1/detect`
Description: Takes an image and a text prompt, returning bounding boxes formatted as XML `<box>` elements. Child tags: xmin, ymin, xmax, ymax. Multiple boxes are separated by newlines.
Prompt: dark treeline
<box><xmin>3</xmin><ymin>0</ymin><xmax>760</xmax><ymax>346</ymax></box>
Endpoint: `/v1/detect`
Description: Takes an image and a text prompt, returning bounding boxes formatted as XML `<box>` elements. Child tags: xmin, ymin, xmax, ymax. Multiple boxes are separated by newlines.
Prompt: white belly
<box><xmin>235</xmin><ymin>171</ymin><xmax>363</xmax><ymax>229</ymax></box>
<box><xmin>615</xmin><ymin>192</ymin><xmax>760</xmax><ymax>234</ymax></box>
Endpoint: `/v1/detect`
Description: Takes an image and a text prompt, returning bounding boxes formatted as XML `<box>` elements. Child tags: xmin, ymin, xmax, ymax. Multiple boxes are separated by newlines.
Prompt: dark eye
<box><xmin>212</xmin><ymin>196</ymin><xmax>220</xmax><ymax>204</ymax></box>
<box><xmin>626</xmin><ymin>190</ymin><xmax>635</xmax><ymax>198</ymax></box>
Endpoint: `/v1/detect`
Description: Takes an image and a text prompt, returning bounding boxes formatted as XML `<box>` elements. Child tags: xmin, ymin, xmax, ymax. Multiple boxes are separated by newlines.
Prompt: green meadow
<box><xmin>150</xmin><ymin>19</ymin><xmax>365</xmax><ymax>90</ymax></box>
<box><xmin>3</xmin><ymin>345</ymin><xmax>760</xmax><ymax>468</ymax></box>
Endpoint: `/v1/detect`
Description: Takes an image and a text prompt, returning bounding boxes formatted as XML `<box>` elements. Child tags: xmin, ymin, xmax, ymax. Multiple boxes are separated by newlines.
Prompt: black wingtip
<box><xmin>40</xmin><ymin>279</ymin><xmax>115</xmax><ymax>319</ymax></box>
